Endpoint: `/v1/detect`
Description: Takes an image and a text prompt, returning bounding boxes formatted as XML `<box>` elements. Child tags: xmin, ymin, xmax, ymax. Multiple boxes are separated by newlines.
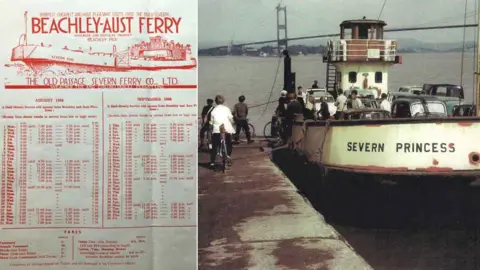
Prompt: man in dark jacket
<box><xmin>319</xmin><ymin>97</ymin><xmax>330</xmax><ymax>120</ymax></box>
<box><xmin>276</xmin><ymin>90</ymin><xmax>288</xmax><ymax>117</ymax></box>
<box><xmin>199</xmin><ymin>99</ymin><xmax>214</xmax><ymax>148</ymax></box>
<box><xmin>233</xmin><ymin>95</ymin><xmax>253</xmax><ymax>144</ymax></box>
<box><xmin>284</xmin><ymin>93</ymin><xmax>303</xmax><ymax>142</ymax></box>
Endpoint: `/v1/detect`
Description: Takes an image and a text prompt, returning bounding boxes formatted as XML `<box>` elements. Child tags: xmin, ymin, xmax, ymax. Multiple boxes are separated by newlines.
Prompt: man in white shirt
<box><xmin>209</xmin><ymin>95</ymin><xmax>235</xmax><ymax>169</ymax></box>
<box><xmin>297</xmin><ymin>86</ymin><xmax>307</xmax><ymax>104</ymax></box>
<box><xmin>351</xmin><ymin>90</ymin><xmax>364</xmax><ymax>109</ymax></box>
<box><xmin>334</xmin><ymin>89</ymin><xmax>348</xmax><ymax>119</ymax></box>
<box><xmin>379</xmin><ymin>93</ymin><xmax>391</xmax><ymax>112</ymax></box>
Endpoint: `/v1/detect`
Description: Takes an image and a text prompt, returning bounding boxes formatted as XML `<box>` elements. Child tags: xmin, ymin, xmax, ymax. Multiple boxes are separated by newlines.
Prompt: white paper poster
<box><xmin>0</xmin><ymin>0</ymin><xmax>197</xmax><ymax>269</ymax></box>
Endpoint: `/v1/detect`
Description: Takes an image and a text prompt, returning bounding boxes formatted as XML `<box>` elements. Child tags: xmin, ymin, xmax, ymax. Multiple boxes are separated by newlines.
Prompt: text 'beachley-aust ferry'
<box><xmin>284</xmin><ymin>17</ymin><xmax>480</xmax><ymax>185</ymax></box>
<box><xmin>8</xmin><ymin>14</ymin><xmax>197</xmax><ymax>74</ymax></box>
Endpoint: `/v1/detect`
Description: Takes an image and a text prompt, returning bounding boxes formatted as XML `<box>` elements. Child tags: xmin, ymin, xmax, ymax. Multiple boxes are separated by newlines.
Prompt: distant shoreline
<box><xmin>198</xmin><ymin>51</ymin><xmax>472</xmax><ymax>57</ymax></box>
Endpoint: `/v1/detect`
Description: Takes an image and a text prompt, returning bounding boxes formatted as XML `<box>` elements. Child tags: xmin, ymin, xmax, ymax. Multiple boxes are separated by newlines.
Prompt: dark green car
<box><xmin>391</xmin><ymin>97</ymin><xmax>448</xmax><ymax>118</ymax></box>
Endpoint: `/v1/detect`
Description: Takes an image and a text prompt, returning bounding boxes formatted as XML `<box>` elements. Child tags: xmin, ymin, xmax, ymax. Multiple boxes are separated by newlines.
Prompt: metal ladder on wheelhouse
<box><xmin>325</xmin><ymin>63</ymin><xmax>337</xmax><ymax>97</ymax></box>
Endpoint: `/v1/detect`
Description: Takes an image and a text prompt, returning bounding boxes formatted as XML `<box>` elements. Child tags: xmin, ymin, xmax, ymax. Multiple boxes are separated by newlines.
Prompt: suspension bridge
<box><xmin>199</xmin><ymin>4</ymin><xmax>479</xmax><ymax>53</ymax></box>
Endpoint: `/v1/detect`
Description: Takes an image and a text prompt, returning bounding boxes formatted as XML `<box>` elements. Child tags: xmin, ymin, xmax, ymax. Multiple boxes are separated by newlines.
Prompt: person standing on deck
<box><xmin>199</xmin><ymin>98</ymin><xmax>214</xmax><ymax>148</ymax></box>
<box><xmin>285</xmin><ymin>93</ymin><xmax>303</xmax><ymax>142</ymax></box>
<box><xmin>304</xmin><ymin>94</ymin><xmax>317</xmax><ymax>120</ymax></box>
<box><xmin>296</xmin><ymin>86</ymin><xmax>306</xmax><ymax>107</ymax></box>
<box><xmin>351</xmin><ymin>90</ymin><xmax>364</xmax><ymax>109</ymax></box>
<box><xmin>334</xmin><ymin>89</ymin><xmax>348</xmax><ymax>119</ymax></box>
<box><xmin>209</xmin><ymin>95</ymin><xmax>235</xmax><ymax>169</ymax></box>
<box><xmin>379</xmin><ymin>93</ymin><xmax>391</xmax><ymax>112</ymax></box>
<box><xmin>312</xmin><ymin>80</ymin><xmax>319</xmax><ymax>89</ymax></box>
<box><xmin>276</xmin><ymin>90</ymin><xmax>288</xmax><ymax>117</ymax></box>
<box><xmin>319</xmin><ymin>96</ymin><xmax>331</xmax><ymax>120</ymax></box>
<box><xmin>232</xmin><ymin>95</ymin><xmax>253</xmax><ymax>144</ymax></box>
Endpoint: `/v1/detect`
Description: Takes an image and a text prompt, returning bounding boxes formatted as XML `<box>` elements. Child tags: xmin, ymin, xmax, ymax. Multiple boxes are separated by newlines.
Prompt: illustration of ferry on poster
<box><xmin>4</xmin><ymin>11</ymin><xmax>197</xmax><ymax>89</ymax></box>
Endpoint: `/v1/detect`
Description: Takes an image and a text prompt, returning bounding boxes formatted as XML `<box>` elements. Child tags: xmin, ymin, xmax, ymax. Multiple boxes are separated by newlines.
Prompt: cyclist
<box><xmin>199</xmin><ymin>98</ymin><xmax>214</xmax><ymax>148</ymax></box>
<box><xmin>232</xmin><ymin>95</ymin><xmax>253</xmax><ymax>144</ymax></box>
<box><xmin>209</xmin><ymin>95</ymin><xmax>235</xmax><ymax>169</ymax></box>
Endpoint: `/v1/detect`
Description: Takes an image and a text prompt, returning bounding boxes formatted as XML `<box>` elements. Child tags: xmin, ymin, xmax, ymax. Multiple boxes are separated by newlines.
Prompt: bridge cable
<box><xmin>474</xmin><ymin>0</ymin><xmax>479</xmax><ymax>102</ymax></box>
<box><xmin>228</xmin><ymin>0</ymin><xmax>271</xmax><ymax>48</ymax></box>
<box><xmin>415</xmin><ymin>11</ymin><xmax>477</xmax><ymax>28</ymax></box>
<box><xmin>460</xmin><ymin>0</ymin><xmax>469</xmax><ymax>86</ymax></box>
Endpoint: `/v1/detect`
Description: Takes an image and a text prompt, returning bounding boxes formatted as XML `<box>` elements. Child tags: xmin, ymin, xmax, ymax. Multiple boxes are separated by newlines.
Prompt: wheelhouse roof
<box><xmin>340</xmin><ymin>19</ymin><xmax>387</xmax><ymax>27</ymax></box>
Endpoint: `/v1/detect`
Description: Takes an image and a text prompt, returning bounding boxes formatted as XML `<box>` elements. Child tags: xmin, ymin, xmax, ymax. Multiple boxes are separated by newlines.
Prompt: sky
<box><xmin>199</xmin><ymin>0</ymin><xmax>478</xmax><ymax>48</ymax></box>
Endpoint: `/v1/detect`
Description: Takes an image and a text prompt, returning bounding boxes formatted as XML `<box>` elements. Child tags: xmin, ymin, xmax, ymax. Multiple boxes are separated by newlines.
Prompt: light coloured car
<box><xmin>306</xmin><ymin>88</ymin><xmax>337</xmax><ymax>116</ymax></box>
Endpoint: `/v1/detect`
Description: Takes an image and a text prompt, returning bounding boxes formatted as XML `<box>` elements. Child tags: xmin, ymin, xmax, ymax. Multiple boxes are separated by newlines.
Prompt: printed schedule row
<box><xmin>0</xmin><ymin>91</ymin><xmax>197</xmax><ymax>228</ymax></box>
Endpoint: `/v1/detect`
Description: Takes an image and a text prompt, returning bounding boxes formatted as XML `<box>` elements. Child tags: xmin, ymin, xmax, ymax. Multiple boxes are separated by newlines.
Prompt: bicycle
<box><xmin>218</xmin><ymin>124</ymin><xmax>231</xmax><ymax>173</ymax></box>
<box><xmin>198</xmin><ymin>123</ymin><xmax>213</xmax><ymax>150</ymax></box>
<box><xmin>263</xmin><ymin>115</ymin><xmax>284</xmax><ymax>144</ymax></box>
<box><xmin>233</xmin><ymin>118</ymin><xmax>256</xmax><ymax>142</ymax></box>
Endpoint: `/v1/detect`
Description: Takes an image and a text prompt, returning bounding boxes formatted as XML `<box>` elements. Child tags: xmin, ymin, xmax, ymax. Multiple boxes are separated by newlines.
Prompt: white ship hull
<box><xmin>291</xmin><ymin>119</ymin><xmax>480</xmax><ymax>178</ymax></box>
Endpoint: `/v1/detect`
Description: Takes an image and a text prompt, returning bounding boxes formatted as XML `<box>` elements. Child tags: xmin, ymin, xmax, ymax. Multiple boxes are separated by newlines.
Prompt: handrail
<box><xmin>326</xmin><ymin>39</ymin><xmax>397</xmax><ymax>62</ymax></box>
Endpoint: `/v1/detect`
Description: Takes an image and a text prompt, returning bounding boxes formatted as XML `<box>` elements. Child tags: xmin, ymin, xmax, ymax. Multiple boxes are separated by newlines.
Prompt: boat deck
<box><xmin>198</xmin><ymin>141</ymin><xmax>372</xmax><ymax>269</ymax></box>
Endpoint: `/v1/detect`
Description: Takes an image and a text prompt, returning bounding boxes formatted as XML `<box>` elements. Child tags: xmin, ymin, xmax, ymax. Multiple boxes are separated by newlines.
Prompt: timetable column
<box><xmin>124</xmin><ymin>121</ymin><xmax>133</xmax><ymax>220</ymax></box>
<box><xmin>107</xmin><ymin>123</ymin><xmax>121</xmax><ymax>221</ymax></box>
<box><xmin>1</xmin><ymin>125</ymin><xmax>15</xmax><ymax>225</ymax></box>
<box><xmin>18</xmin><ymin>122</ymin><xmax>27</xmax><ymax>224</ymax></box>
<box><xmin>91</xmin><ymin>122</ymin><xmax>100</xmax><ymax>224</ymax></box>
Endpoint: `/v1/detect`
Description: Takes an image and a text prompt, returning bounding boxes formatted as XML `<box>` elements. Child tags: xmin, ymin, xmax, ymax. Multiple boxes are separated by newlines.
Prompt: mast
<box><xmin>24</xmin><ymin>11</ymin><xmax>28</xmax><ymax>45</ymax></box>
<box><xmin>476</xmin><ymin>1</ymin><xmax>480</xmax><ymax>116</ymax></box>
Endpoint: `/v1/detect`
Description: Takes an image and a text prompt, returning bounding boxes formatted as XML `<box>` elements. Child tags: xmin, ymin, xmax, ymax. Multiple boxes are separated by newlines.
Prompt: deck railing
<box><xmin>326</xmin><ymin>39</ymin><xmax>397</xmax><ymax>62</ymax></box>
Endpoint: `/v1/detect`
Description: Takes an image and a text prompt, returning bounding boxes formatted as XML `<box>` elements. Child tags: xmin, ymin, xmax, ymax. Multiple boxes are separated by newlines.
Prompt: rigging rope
<box><xmin>256</xmin><ymin>0</ymin><xmax>287</xmax><ymax>121</ymax></box>
<box><xmin>377</xmin><ymin>0</ymin><xmax>387</xmax><ymax>20</ymax></box>
<box><xmin>460</xmin><ymin>0</ymin><xmax>469</xmax><ymax>86</ymax></box>
<box><xmin>257</xmin><ymin>54</ymin><xmax>282</xmax><ymax>120</ymax></box>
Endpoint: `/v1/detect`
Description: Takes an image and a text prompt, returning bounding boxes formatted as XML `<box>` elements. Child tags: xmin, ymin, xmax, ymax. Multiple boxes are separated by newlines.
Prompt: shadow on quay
<box><xmin>271</xmin><ymin>149</ymin><xmax>480</xmax><ymax>270</ymax></box>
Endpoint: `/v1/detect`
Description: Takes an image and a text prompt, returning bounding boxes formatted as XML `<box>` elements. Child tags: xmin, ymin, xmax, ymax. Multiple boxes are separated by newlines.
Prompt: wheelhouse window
<box><xmin>375</xmin><ymin>72</ymin><xmax>382</xmax><ymax>83</ymax></box>
<box><xmin>348</xmin><ymin>72</ymin><xmax>357</xmax><ymax>83</ymax></box>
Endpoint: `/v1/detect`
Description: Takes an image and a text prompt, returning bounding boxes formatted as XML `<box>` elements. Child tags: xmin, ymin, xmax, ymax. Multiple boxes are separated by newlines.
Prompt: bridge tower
<box><xmin>277</xmin><ymin>5</ymin><xmax>295</xmax><ymax>93</ymax></box>
<box><xmin>276</xmin><ymin>5</ymin><xmax>288</xmax><ymax>53</ymax></box>
<box><xmin>322</xmin><ymin>19</ymin><xmax>402</xmax><ymax>98</ymax></box>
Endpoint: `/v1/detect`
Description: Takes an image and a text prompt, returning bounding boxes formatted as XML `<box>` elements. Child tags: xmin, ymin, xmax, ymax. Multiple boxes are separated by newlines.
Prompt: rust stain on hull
<box><xmin>323</xmin><ymin>163</ymin><xmax>478</xmax><ymax>176</ymax></box>
<box><xmin>324</xmin><ymin>163</ymin><xmax>409</xmax><ymax>172</ymax></box>
<box><xmin>414</xmin><ymin>166</ymin><xmax>453</xmax><ymax>172</ymax></box>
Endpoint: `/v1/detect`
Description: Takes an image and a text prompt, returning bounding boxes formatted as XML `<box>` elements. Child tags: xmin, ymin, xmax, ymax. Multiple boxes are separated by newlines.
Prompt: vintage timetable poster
<box><xmin>0</xmin><ymin>0</ymin><xmax>197</xmax><ymax>269</ymax></box>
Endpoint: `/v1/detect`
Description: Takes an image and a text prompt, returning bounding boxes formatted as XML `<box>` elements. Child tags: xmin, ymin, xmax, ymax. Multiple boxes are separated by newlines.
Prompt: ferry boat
<box><xmin>10</xmin><ymin>27</ymin><xmax>197</xmax><ymax>74</ymax></box>
<box><xmin>288</xmin><ymin>18</ymin><xmax>480</xmax><ymax>184</ymax></box>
